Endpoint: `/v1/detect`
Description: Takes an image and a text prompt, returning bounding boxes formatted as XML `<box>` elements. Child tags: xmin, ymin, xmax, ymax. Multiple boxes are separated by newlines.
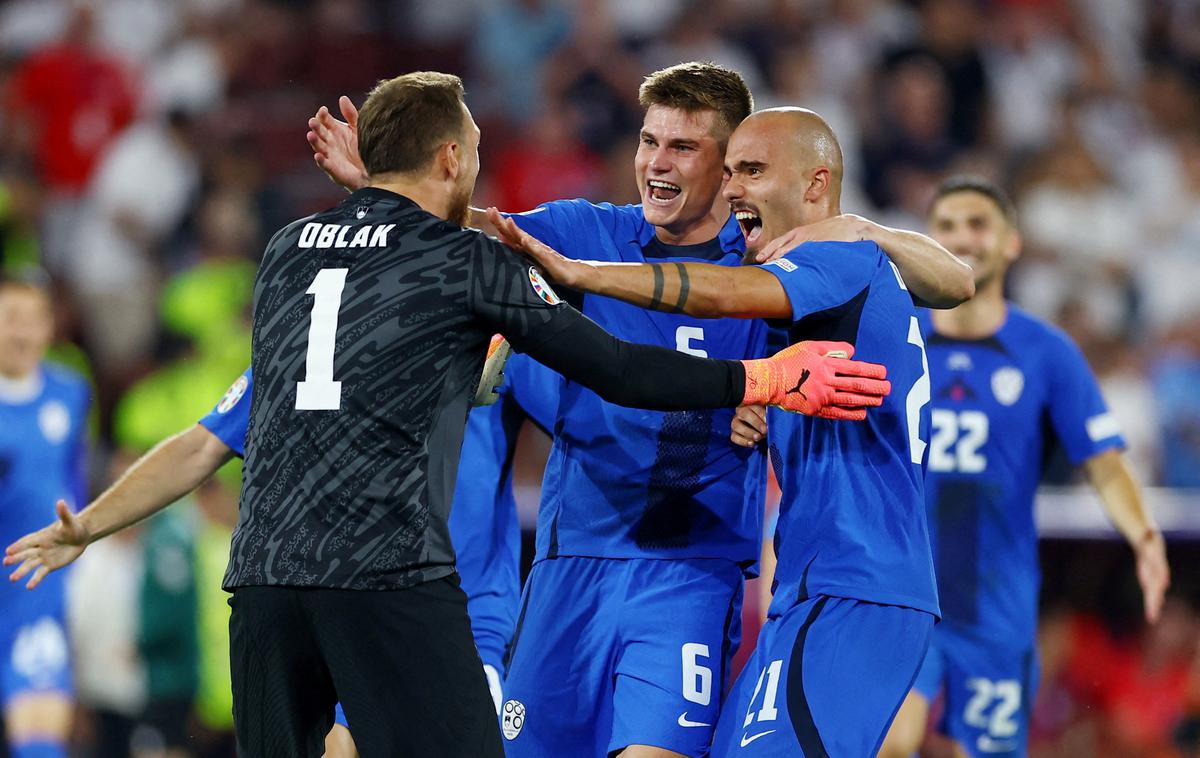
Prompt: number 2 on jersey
<box><xmin>296</xmin><ymin>268</ymin><xmax>348</xmax><ymax>411</ymax></box>
<box><xmin>890</xmin><ymin>262</ymin><xmax>931</xmax><ymax>464</ymax></box>
<box><xmin>905</xmin><ymin>316</ymin><xmax>931</xmax><ymax>465</ymax></box>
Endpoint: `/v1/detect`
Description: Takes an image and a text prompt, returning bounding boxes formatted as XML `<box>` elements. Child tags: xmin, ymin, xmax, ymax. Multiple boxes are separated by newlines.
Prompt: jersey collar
<box><xmin>0</xmin><ymin>367</ymin><xmax>43</xmax><ymax>404</ymax></box>
<box><xmin>346</xmin><ymin>187</ymin><xmax>419</xmax><ymax>209</ymax></box>
<box><xmin>632</xmin><ymin>210</ymin><xmax>745</xmax><ymax>257</ymax></box>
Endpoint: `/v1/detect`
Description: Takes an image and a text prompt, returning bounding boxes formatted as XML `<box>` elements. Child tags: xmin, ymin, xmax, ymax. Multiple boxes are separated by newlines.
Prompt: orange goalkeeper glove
<box><xmin>473</xmin><ymin>335</ymin><xmax>512</xmax><ymax>407</ymax></box>
<box><xmin>741</xmin><ymin>341</ymin><xmax>890</xmax><ymax>420</ymax></box>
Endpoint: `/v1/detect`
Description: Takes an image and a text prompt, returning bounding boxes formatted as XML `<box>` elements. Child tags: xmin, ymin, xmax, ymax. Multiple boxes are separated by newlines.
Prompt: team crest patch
<box><xmin>528</xmin><ymin>267</ymin><xmax>561</xmax><ymax>305</ymax></box>
<box><xmin>991</xmin><ymin>367</ymin><xmax>1024</xmax><ymax>406</ymax></box>
<box><xmin>217</xmin><ymin>375</ymin><xmax>249</xmax><ymax>414</ymax></box>
<box><xmin>38</xmin><ymin>401</ymin><xmax>70</xmax><ymax>444</ymax></box>
<box><xmin>501</xmin><ymin>699</ymin><xmax>525</xmax><ymax>740</ymax></box>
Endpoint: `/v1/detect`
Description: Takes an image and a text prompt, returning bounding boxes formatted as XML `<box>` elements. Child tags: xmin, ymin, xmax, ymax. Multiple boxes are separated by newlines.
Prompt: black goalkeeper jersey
<box><xmin>224</xmin><ymin>188</ymin><xmax>579</xmax><ymax>591</ymax></box>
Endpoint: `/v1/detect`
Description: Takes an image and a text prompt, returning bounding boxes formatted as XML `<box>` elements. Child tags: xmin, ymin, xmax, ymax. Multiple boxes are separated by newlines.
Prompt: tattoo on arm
<box><xmin>650</xmin><ymin>265</ymin><xmax>665</xmax><ymax>310</ymax></box>
<box><xmin>671</xmin><ymin>262</ymin><xmax>690</xmax><ymax>313</ymax></box>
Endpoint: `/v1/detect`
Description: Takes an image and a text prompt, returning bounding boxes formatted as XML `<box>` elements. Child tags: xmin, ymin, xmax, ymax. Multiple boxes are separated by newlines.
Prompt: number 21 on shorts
<box><xmin>739</xmin><ymin>660</ymin><xmax>783</xmax><ymax>746</ymax></box>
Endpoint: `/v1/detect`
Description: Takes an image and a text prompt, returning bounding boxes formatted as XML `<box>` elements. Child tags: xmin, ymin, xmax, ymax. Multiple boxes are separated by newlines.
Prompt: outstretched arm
<box><xmin>517</xmin><ymin>309</ymin><xmax>887</xmax><ymax>418</ymax></box>
<box><xmin>488</xmin><ymin>208</ymin><xmax>794</xmax><ymax>319</ymax></box>
<box><xmin>5</xmin><ymin>425</ymin><xmax>234</xmax><ymax>588</ymax></box>
<box><xmin>1082</xmin><ymin>449</ymin><xmax>1170</xmax><ymax>623</ymax></box>
<box><xmin>753</xmin><ymin>214</ymin><xmax>975</xmax><ymax>308</ymax></box>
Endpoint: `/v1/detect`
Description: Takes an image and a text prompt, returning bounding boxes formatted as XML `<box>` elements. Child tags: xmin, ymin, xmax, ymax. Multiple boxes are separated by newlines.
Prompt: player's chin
<box><xmin>641</xmin><ymin>194</ymin><xmax>684</xmax><ymax>226</ymax></box>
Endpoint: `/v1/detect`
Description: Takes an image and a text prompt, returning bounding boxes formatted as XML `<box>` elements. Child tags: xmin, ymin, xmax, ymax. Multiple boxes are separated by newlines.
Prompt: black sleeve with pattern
<box><xmin>468</xmin><ymin>238</ymin><xmax>746</xmax><ymax>411</ymax></box>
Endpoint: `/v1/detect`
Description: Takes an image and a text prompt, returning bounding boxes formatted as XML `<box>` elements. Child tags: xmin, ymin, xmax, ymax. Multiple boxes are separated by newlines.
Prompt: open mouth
<box><xmin>735</xmin><ymin>209</ymin><xmax>763</xmax><ymax>246</ymax></box>
<box><xmin>646</xmin><ymin>179</ymin><xmax>682</xmax><ymax>205</ymax></box>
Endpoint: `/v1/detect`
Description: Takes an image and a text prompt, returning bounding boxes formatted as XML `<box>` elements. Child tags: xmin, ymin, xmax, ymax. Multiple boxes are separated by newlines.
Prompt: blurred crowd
<box><xmin>0</xmin><ymin>0</ymin><xmax>1198</xmax><ymax>756</ymax></box>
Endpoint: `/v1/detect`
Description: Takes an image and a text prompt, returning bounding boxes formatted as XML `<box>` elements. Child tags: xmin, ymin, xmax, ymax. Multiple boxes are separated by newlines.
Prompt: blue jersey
<box><xmin>0</xmin><ymin>364</ymin><xmax>90</xmax><ymax>614</ymax></box>
<box><xmin>199</xmin><ymin>362</ymin><xmax>558</xmax><ymax>670</ymax></box>
<box><xmin>449</xmin><ymin>354</ymin><xmax>559</xmax><ymax>668</ymax></box>
<box><xmin>511</xmin><ymin>200</ymin><xmax>770</xmax><ymax>563</ymax></box>
<box><xmin>919</xmin><ymin>306</ymin><xmax>1124</xmax><ymax>643</ymax></box>
<box><xmin>760</xmin><ymin>241</ymin><xmax>938</xmax><ymax>618</ymax></box>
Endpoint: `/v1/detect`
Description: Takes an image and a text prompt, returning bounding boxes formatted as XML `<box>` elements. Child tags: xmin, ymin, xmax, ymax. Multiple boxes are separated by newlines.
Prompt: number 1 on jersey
<box><xmin>296</xmin><ymin>268</ymin><xmax>348</xmax><ymax>411</ymax></box>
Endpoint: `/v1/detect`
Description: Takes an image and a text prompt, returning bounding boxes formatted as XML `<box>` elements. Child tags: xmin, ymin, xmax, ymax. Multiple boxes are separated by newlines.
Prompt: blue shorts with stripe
<box><xmin>501</xmin><ymin>555</ymin><xmax>745</xmax><ymax>758</ymax></box>
<box><xmin>710</xmin><ymin>595</ymin><xmax>933</xmax><ymax>757</ymax></box>
<box><xmin>912</xmin><ymin>629</ymin><xmax>1038</xmax><ymax>757</ymax></box>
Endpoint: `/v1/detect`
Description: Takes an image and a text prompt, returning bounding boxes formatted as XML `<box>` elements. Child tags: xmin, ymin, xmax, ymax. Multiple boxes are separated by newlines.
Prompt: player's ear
<box><xmin>438</xmin><ymin>141</ymin><xmax>460</xmax><ymax>181</ymax></box>
<box><xmin>1004</xmin><ymin>227</ymin><xmax>1022</xmax><ymax>264</ymax></box>
<box><xmin>804</xmin><ymin>167</ymin><xmax>830</xmax><ymax>203</ymax></box>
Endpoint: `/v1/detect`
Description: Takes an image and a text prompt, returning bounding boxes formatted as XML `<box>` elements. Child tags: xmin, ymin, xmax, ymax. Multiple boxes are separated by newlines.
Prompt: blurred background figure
<box><xmin>0</xmin><ymin>277</ymin><xmax>88</xmax><ymax>758</ymax></box>
<box><xmin>0</xmin><ymin>0</ymin><xmax>1197</xmax><ymax>755</ymax></box>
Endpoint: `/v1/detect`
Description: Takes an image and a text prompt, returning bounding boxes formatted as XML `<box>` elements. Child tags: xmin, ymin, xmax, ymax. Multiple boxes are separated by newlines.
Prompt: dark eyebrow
<box><xmin>665</xmin><ymin>137</ymin><xmax>700</xmax><ymax>149</ymax></box>
<box><xmin>732</xmin><ymin>160</ymin><xmax>767</xmax><ymax>173</ymax></box>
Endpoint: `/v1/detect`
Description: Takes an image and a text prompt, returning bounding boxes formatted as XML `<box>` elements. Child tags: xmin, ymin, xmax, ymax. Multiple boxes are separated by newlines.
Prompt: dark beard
<box><xmin>448</xmin><ymin>185</ymin><xmax>471</xmax><ymax>228</ymax></box>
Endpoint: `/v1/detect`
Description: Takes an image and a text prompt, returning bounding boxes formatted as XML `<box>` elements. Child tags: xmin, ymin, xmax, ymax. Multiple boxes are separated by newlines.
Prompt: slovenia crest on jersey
<box><xmin>501</xmin><ymin>700</ymin><xmax>525</xmax><ymax>740</ymax></box>
<box><xmin>217</xmin><ymin>375</ymin><xmax>249</xmax><ymax>414</ymax></box>
<box><xmin>991</xmin><ymin>366</ymin><xmax>1024</xmax><ymax>406</ymax></box>
<box><xmin>38</xmin><ymin>401</ymin><xmax>71</xmax><ymax>444</ymax></box>
<box><xmin>528</xmin><ymin>267</ymin><xmax>561</xmax><ymax>306</ymax></box>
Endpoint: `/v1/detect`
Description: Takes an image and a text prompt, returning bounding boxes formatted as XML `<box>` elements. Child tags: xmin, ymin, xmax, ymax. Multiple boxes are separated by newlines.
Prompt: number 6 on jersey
<box><xmin>296</xmin><ymin>268</ymin><xmax>348</xmax><ymax>410</ymax></box>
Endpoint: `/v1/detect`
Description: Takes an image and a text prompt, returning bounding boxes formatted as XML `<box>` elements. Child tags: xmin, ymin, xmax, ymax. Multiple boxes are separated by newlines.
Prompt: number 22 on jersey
<box><xmin>296</xmin><ymin>268</ymin><xmax>348</xmax><ymax>411</ymax></box>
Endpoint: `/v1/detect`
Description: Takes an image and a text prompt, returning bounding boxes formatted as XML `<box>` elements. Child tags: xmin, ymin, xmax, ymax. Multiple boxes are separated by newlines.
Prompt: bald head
<box><xmin>742</xmin><ymin>108</ymin><xmax>843</xmax><ymax>187</ymax></box>
<box><xmin>723</xmin><ymin>107</ymin><xmax>846</xmax><ymax>254</ymax></box>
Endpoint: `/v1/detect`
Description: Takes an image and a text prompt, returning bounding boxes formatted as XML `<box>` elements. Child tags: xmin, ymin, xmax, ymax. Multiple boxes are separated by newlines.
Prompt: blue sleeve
<box><xmin>450</xmin><ymin>389</ymin><xmax>527</xmax><ymax>672</ymax></box>
<box><xmin>759</xmin><ymin>241</ymin><xmax>882</xmax><ymax>322</ymax></box>
<box><xmin>198</xmin><ymin>368</ymin><xmax>252</xmax><ymax>458</ymax></box>
<box><xmin>502</xmin><ymin>354</ymin><xmax>561</xmax><ymax>434</ymax></box>
<box><xmin>1045</xmin><ymin>333</ymin><xmax>1125</xmax><ymax>464</ymax></box>
<box><xmin>508</xmin><ymin>199</ymin><xmax>606</xmax><ymax>260</ymax></box>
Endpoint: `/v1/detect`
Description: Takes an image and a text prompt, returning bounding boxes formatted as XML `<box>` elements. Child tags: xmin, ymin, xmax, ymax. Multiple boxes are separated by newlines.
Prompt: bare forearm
<box><xmin>589</xmin><ymin>261</ymin><xmax>728</xmax><ymax>316</ymax></box>
<box><xmin>863</xmin><ymin>220</ymin><xmax>975</xmax><ymax>308</ymax></box>
<box><xmin>1085</xmin><ymin>450</ymin><xmax>1157</xmax><ymax>545</ymax></box>
<box><xmin>80</xmin><ymin>425</ymin><xmax>234</xmax><ymax>541</ymax></box>
<box><xmin>581</xmin><ymin>261</ymin><xmax>789</xmax><ymax>319</ymax></box>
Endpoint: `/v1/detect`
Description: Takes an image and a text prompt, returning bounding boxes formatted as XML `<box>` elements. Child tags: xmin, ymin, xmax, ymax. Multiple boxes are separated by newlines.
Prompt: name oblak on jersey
<box><xmin>297</xmin><ymin>222</ymin><xmax>397</xmax><ymax>250</ymax></box>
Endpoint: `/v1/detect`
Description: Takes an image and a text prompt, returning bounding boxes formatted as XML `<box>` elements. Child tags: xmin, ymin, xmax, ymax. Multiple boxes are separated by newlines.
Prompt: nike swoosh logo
<box><xmin>677</xmin><ymin>712</ymin><xmax>711</xmax><ymax>728</ymax></box>
<box><xmin>740</xmin><ymin>730</ymin><xmax>776</xmax><ymax>747</ymax></box>
<box><xmin>785</xmin><ymin>368</ymin><xmax>811</xmax><ymax>398</ymax></box>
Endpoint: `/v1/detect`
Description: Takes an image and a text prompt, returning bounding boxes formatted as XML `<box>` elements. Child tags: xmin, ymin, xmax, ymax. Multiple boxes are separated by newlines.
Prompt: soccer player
<box><xmin>307</xmin><ymin>63</ymin><xmax>971</xmax><ymax>758</ymax></box>
<box><xmin>491</xmin><ymin>106</ymin><xmax>956</xmax><ymax>756</ymax></box>
<box><xmin>7</xmin><ymin>352</ymin><xmax>558</xmax><ymax>758</ymax></box>
<box><xmin>0</xmin><ymin>277</ymin><xmax>89</xmax><ymax>758</ymax></box>
<box><xmin>869</xmin><ymin>177</ymin><xmax>1171</xmax><ymax>758</ymax></box>
<box><xmin>220</xmin><ymin>72</ymin><xmax>883</xmax><ymax>756</ymax></box>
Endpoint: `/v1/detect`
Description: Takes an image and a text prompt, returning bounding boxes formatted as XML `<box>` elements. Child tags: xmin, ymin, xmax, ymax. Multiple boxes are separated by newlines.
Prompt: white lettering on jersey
<box><xmin>297</xmin><ymin>223</ymin><xmax>397</xmax><ymax>249</ymax></box>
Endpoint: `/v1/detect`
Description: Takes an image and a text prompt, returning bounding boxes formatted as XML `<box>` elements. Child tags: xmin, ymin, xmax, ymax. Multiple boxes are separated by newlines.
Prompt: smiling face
<box><xmin>722</xmin><ymin>109</ymin><xmax>842</xmax><ymax>256</ymax></box>
<box><xmin>635</xmin><ymin>105</ymin><xmax>729</xmax><ymax>242</ymax></box>
<box><xmin>928</xmin><ymin>190</ymin><xmax>1019</xmax><ymax>291</ymax></box>
<box><xmin>722</xmin><ymin>118</ymin><xmax>804</xmax><ymax>256</ymax></box>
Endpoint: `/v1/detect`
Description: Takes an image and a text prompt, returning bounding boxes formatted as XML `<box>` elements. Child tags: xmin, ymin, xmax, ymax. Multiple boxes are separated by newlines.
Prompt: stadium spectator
<box><xmin>6</xmin><ymin>4</ymin><xmax>137</xmax><ymax>273</ymax></box>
